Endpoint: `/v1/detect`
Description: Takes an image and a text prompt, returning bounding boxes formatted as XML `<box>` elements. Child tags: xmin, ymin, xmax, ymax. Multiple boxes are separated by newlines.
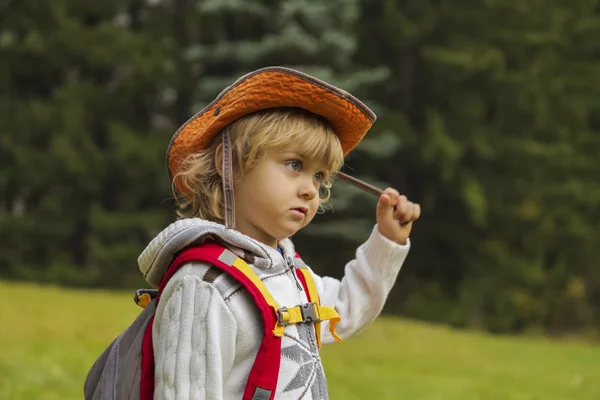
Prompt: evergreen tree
<box><xmin>0</xmin><ymin>1</ymin><xmax>174</xmax><ymax>286</ymax></box>
<box><xmin>179</xmin><ymin>0</ymin><xmax>387</xmax><ymax>276</ymax></box>
<box><xmin>2</xmin><ymin>0</ymin><xmax>600</xmax><ymax>335</ymax></box>
<box><xmin>351</xmin><ymin>0</ymin><xmax>600</xmax><ymax>334</ymax></box>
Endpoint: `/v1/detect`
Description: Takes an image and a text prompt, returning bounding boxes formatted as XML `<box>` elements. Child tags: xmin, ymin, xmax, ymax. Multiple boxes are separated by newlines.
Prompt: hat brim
<box><xmin>167</xmin><ymin>66</ymin><xmax>376</xmax><ymax>195</ymax></box>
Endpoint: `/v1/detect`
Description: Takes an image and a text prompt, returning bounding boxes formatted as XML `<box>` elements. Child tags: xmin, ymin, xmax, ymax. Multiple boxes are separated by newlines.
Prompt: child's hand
<box><xmin>376</xmin><ymin>188</ymin><xmax>420</xmax><ymax>245</ymax></box>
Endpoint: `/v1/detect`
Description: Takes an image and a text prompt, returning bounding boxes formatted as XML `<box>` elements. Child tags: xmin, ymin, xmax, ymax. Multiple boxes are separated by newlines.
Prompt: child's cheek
<box><xmin>308</xmin><ymin>200</ymin><xmax>320</xmax><ymax>220</ymax></box>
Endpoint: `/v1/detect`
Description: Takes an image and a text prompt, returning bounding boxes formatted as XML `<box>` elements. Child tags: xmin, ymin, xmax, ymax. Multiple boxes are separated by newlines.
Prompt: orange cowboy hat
<box><xmin>167</xmin><ymin>66</ymin><xmax>377</xmax><ymax>197</ymax></box>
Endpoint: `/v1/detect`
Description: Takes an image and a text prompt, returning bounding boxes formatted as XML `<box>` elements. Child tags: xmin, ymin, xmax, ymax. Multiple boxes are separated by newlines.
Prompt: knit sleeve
<box><xmin>152</xmin><ymin>273</ymin><xmax>237</xmax><ymax>400</ymax></box>
<box><xmin>309</xmin><ymin>224</ymin><xmax>410</xmax><ymax>344</ymax></box>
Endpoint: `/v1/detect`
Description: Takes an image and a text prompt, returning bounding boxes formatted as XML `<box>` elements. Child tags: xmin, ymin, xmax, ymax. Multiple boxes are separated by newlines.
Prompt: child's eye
<box><xmin>314</xmin><ymin>172</ymin><xmax>325</xmax><ymax>182</ymax></box>
<box><xmin>286</xmin><ymin>160</ymin><xmax>302</xmax><ymax>172</ymax></box>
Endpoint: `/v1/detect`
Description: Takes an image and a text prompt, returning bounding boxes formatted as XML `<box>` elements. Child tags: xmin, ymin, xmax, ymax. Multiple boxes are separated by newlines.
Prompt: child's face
<box><xmin>232</xmin><ymin>146</ymin><xmax>329</xmax><ymax>248</ymax></box>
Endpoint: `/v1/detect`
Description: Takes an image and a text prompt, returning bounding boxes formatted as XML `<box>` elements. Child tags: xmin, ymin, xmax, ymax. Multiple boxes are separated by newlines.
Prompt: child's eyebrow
<box><xmin>281</xmin><ymin>150</ymin><xmax>309</xmax><ymax>161</ymax></box>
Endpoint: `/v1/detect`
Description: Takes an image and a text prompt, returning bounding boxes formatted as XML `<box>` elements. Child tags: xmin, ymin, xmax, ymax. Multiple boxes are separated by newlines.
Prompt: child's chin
<box><xmin>273</xmin><ymin>226</ymin><xmax>302</xmax><ymax>240</ymax></box>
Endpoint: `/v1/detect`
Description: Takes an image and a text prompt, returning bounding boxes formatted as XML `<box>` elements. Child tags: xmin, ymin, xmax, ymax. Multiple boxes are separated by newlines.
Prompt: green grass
<box><xmin>1</xmin><ymin>281</ymin><xmax>599</xmax><ymax>400</ymax></box>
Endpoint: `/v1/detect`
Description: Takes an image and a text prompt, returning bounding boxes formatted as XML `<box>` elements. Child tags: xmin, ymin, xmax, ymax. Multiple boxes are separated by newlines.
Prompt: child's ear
<box><xmin>214</xmin><ymin>143</ymin><xmax>224</xmax><ymax>178</ymax></box>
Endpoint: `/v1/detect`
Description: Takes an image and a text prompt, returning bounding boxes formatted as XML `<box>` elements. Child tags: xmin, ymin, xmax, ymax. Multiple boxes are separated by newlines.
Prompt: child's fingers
<box><xmin>377</xmin><ymin>193</ymin><xmax>395</xmax><ymax>219</ymax></box>
<box><xmin>379</xmin><ymin>188</ymin><xmax>420</xmax><ymax>228</ymax></box>
<box><xmin>397</xmin><ymin>200</ymin><xmax>420</xmax><ymax>225</ymax></box>
<box><xmin>393</xmin><ymin>195</ymin><xmax>408</xmax><ymax>220</ymax></box>
<box><xmin>379</xmin><ymin>193</ymin><xmax>391</xmax><ymax>207</ymax></box>
<box><xmin>380</xmin><ymin>189</ymin><xmax>398</xmax><ymax>209</ymax></box>
<box><xmin>400</xmin><ymin>202</ymin><xmax>415</xmax><ymax>223</ymax></box>
<box><xmin>383</xmin><ymin>188</ymin><xmax>400</xmax><ymax>201</ymax></box>
<box><xmin>411</xmin><ymin>203</ymin><xmax>421</xmax><ymax>222</ymax></box>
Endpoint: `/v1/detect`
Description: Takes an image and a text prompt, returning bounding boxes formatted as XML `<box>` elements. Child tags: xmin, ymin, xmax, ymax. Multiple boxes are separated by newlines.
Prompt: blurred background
<box><xmin>2</xmin><ymin>0</ymin><xmax>600</xmax><ymax>398</ymax></box>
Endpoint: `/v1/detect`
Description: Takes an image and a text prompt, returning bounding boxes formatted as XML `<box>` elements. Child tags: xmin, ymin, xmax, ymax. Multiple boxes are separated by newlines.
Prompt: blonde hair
<box><xmin>173</xmin><ymin>107</ymin><xmax>345</xmax><ymax>221</ymax></box>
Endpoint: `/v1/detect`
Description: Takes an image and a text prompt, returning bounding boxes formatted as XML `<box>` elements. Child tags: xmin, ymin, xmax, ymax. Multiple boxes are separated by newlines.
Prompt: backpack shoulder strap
<box><xmin>141</xmin><ymin>241</ymin><xmax>285</xmax><ymax>400</ymax></box>
<box><xmin>294</xmin><ymin>256</ymin><xmax>343</xmax><ymax>348</ymax></box>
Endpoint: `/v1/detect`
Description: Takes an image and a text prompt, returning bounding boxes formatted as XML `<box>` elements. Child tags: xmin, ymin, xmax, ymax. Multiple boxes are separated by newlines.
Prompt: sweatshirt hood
<box><xmin>138</xmin><ymin>218</ymin><xmax>296</xmax><ymax>288</ymax></box>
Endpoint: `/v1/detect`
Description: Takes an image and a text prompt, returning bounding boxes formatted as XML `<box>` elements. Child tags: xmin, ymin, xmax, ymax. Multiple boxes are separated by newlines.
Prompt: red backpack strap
<box><xmin>140</xmin><ymin>242</ymin><xmax>283</xmax><ymax>400</ymax></box>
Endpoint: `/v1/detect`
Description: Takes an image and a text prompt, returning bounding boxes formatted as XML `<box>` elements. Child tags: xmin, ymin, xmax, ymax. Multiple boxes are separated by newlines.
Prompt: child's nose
<box><xmin>298</xmin><ymin>176</ymin><xmax>318</xmax><ymax>200</ymax></box>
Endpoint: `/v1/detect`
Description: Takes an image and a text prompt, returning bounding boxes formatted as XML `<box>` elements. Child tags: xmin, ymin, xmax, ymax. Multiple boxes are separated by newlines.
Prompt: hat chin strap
<box><xmin>221</xmin><ymin>128</ymin><xmax>236</xmax><ymax>229</ymax></box>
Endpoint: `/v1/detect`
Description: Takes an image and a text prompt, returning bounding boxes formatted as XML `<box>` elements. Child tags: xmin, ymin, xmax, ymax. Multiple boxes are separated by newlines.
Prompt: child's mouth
<box><xmin>291</xmin><ymin>207</ymin><xmax>308</xmax><ymax>217</ymax></box>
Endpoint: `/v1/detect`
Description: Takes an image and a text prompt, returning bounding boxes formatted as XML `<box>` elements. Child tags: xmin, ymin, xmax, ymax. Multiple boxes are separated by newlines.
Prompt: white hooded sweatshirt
<box><xmin>138</xmin><ymin>218</ymin><xmax>409</xmax><ymax>400</ymax></box>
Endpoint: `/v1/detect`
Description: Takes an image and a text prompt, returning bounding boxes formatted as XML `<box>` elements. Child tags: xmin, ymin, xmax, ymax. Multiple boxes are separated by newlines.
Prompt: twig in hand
<box><xmin>336</xmin><ymin>171</ymin><xmax>410</xmax><ymax>227</ymax></box>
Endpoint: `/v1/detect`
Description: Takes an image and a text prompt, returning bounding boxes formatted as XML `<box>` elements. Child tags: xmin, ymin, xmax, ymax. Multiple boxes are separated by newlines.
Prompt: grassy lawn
<box><xmin>1</xmin><ymin>281</ymin><xmax>598</xmax><ymax>399</ymax></box>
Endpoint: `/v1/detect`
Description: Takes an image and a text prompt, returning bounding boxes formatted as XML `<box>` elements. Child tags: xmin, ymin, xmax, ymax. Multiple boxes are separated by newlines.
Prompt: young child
<box><xmin>139</xmin><ymin>67</ymin><xmax>420</xmax><ymax>399</ymax></box>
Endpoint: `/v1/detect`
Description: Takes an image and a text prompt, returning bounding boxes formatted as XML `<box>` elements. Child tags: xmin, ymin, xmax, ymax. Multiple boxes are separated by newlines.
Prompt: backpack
<box><xmin>84</xmin><ymin>241</ymin><xmax>342</xmax><ymax>400</ymax></box>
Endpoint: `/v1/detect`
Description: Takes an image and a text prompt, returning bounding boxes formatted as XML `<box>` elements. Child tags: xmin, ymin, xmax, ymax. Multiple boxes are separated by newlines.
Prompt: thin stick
<box><xmin>336</xmin><ymin>171</ymin><xmax>384</xmax><ymax>197</ymax></box>
<box><xmin>336</xmin><ymin>171</ymin><xmax>410</xmax><ymax>227</ymax></box>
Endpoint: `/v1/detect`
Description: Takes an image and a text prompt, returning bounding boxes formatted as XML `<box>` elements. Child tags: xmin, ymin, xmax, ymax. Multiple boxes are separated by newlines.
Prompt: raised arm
<box><xmin>308</xmin><ymin>225</ymin><xmax>410</xmax><ymax>344</ymax></box>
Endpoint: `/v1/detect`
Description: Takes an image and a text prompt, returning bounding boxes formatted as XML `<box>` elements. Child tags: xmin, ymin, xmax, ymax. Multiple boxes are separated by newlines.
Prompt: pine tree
<box><xmin>176</xmin><ymin>0</ymin><xmax>388</xmax><ymax>275</ymax></box>
<box><xmin>0</xmin><ymin>1</ymin><xmax>175</xmax><ymax>286</ymax></box>
<box><xmin>351</xmin><ymin>0</ymin><xmax>600</xmax><ymax>333</ymax></box>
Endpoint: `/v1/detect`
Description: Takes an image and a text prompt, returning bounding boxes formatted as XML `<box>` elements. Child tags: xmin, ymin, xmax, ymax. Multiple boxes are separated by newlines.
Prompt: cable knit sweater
<box><xmin>137</xmin><ymin>219</ymin><xmax>410</xmax><ymax>400</ymax></box>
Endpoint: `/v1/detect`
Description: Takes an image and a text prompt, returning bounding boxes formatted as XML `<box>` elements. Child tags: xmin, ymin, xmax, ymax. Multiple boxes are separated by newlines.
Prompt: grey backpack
<box><xmin>83</xmin><ymin>241</ymin><xmax>328</xmax><ymax>400</ymax></box>
<box><xmin>84</xmin><ymin>289</ymin><xmax>157</xmax><ymax>400</ymax></box>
